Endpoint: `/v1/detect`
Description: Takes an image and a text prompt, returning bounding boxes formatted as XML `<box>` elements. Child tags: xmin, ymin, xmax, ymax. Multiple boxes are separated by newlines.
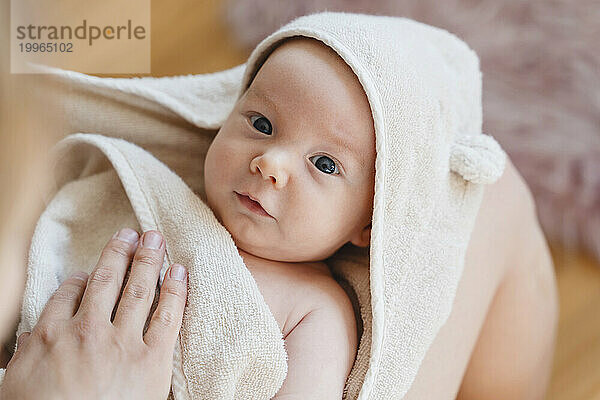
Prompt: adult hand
<box><xmin>0</xmin><ymin>229</ymin><xmax>187</xmax><ymax>400</ymax></box>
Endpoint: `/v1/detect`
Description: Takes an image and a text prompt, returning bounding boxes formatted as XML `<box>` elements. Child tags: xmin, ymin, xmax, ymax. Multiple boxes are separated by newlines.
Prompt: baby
<box><xmin>203</xmin><ymin>36</ymin><xmax>374</xmax><ymax>398</ymax></box>
<box><xmin>202</xmin><ymin>35</ymin><xmax>558</xmax><ymax>400</ymax></box>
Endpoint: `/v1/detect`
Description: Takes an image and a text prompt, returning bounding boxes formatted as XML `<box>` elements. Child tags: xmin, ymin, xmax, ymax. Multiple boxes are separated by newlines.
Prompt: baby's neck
<box><xmin>237</xmin><ymin>247</ymin><xmax>331</xmax><ymax>275</ymax></box>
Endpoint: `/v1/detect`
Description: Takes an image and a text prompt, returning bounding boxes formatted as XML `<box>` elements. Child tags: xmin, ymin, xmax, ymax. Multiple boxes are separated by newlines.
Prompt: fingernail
<box><xmin>170</xmin><ymin>264</ymin><xmax>187</xmax><ymax>281</ymax></box>
<box><xmin>143</xmin><ymin>231</ymin><xmax>163</xmax><ymax>249</ymax></box>
<box><xmin>115</xmin><ymin>228</ymin><xmax>139</xmax><ymax>244</ymax></box>
<box><xmin>71</xmin><ymin>271</ymin><xmax>89</xmax><ymax>282</ymax></box>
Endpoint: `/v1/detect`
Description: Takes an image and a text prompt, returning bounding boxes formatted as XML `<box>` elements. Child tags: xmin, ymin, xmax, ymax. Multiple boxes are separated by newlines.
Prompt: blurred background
<box><xmin>1</xmin><ymin>0</ymin><xmax>599</xmax><ymax>398</ymax></box>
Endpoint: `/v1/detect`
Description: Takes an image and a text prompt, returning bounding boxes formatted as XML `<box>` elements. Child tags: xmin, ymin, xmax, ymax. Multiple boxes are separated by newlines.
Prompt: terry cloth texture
<box><xmin>1</xmin><ymin>12</ymin><xmax>506</xmax><ymax>400</ymax></box>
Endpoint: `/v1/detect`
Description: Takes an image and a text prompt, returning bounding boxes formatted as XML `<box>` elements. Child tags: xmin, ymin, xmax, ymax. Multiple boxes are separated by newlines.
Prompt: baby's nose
<box><xmin>250</xmin><ymin>153</ymin><xmax>289</xmax><ymax>188</ymax></box>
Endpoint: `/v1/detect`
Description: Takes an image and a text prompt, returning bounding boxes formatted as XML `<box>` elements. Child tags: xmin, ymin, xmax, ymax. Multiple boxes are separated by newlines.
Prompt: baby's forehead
<box><xmin>272</xmin><ymin>37</ymin><xmax>343</xmax><ymax>59</ymax></box>
<box><xmin>243</xmin><ymin>37</ymin><xmax>376</xmax><ymax>165</ymax></box>
<box><xmin>267</xmin><ymin>38</ymin><xmax>353</xmax><ymax>78</ymax></box>
<box><xmin>251</xmin><ymin>40</ymin><xmax>371</xmax><ymax>114</ymax></box>
<box><xmin>250</xmin><ymin>37</ymin><xmax>353</xmax><ymax>86</ymax></box>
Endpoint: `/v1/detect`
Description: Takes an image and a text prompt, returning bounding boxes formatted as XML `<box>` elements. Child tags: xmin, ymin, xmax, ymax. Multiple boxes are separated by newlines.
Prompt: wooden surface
<box><xmin>121</xmin><ymin>1</ymin><xmax>600</xmax><ymax>398</ymax></box>
<box><xmin>548</xmin><ymin>244</ymin><xmax>600</xmax><ymax>400</ymax></box>
<box><xmin>149</xmin><ymin>0</ymin><xmax>248</xmax><ymax>76</ymax></box>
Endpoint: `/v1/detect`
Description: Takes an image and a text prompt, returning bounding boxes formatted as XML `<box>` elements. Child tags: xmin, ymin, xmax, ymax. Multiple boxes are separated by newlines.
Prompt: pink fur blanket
<box><xmin>222</xmin><ymin>0</ymin><xmax>600</xmax><ymax>264</ymax></box>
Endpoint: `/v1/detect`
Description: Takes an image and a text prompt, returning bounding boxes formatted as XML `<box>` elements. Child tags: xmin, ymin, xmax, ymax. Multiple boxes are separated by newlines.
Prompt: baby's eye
<box><xmin>250</xmin><ymin>115</ymin><xmax>272</xmax><ymax>135</ymax></box>
<box><xmin>309</xmin><ymin>155</ymin><xmax>340</xmax><ymax>175</ymax></box>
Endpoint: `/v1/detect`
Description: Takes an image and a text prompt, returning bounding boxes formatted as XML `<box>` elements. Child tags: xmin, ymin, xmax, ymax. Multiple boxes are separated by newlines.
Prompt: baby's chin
<box><xmin>216</xmin><ymin>204</ymin><xmax>341</xmax><ymax>262</ymax></box>
<box><xmin>232</xmin><ymin>234</ymin><xmax>341</xmax><ymax>263</ymax></box>
<box><xmin>229</xmin><ymin>233</ymin><xmax>284</xmax><ymax>261</ymax></box>
<box><xmin>232</xmin><ymin>237</ymin><xmax>282</xmax><ymax>262</ymax></box>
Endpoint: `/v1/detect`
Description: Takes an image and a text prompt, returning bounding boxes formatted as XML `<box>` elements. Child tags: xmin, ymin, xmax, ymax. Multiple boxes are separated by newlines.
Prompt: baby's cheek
<box><xmin>302</xmin><ymin>206</ymin><xmax>338</xmax><ymax>237</ymax></box>
<box><xmin>207</xmin><ymin>140</ymin><xmax>236</xmax><ymax>182</ymax></box>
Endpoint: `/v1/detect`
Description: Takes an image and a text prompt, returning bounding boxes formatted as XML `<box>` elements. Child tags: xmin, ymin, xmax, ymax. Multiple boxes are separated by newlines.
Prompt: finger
<box><xmin>17</xmin><ymin>331</ymin><xmax>30</xmax><ymax>345</ymax></box>
<box><xmin>77</xmin><ymin>228</ymin><xmax>139</xmax><ymax>320</ymax></box>
<box><xmin>37</xmin><ymin>271</ymin><xmax>89</xmax><ymax>325</ymax></box>
<box><xmin>16</xmin><ymin>332</ymin><xmax>31</xmax><ymax>349</ymax></box>
<box><xmin>7</xmin><ymin>332</ymin><xmax>32</xmax><ymax>369</ymax></box>
<box><xmin>144</xmin><ymin>264</ymin><xmax>188</xmax><ymax>349</ymax></box>
<box><xmin>14</xmin><ymin>332</ymin><xmax>31</xmax><ymax>356</ymax></box>
<box><xmin>113</xmin><ymin>230</ymin><xmax>165</xmax><ymax>335</ymax></box>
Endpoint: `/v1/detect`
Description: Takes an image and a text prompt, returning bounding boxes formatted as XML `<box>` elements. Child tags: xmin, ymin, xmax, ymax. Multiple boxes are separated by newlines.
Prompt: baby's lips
<box><xmin>236</xmin><ymin>191</ymin><xmax>275</xmax><ymax>218</ymax></box>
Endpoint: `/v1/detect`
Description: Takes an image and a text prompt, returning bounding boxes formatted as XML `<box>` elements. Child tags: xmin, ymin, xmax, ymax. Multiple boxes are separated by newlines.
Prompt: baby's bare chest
<box><xmin>238</xmin><ymin>249</ymin><xmax>332</xmax><ymax>338</ymax></box>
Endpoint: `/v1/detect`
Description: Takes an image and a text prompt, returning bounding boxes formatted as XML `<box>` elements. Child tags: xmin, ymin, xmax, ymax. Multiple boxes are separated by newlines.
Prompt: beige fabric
<box><xmin>1</xmin><ymin>12</ymin><xmax>506</xmax><ymax>400</ymax></box>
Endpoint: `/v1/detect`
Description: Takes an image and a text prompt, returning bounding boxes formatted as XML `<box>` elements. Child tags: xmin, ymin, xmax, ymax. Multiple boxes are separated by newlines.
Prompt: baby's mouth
<box><xmin>234</xmin><ymin>191</ymin><xmax>274</xmax><ymax>219</ymax></box>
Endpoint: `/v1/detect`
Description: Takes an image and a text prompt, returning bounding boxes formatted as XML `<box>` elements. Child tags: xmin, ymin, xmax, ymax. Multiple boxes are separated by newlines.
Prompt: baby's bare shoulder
<box><xmin>273</xmin><ymin>262</ymin><xmax>358</xmax><ymax>398</ymax></box>
<box><xmin>272</xmin><ymin>260</ymin><xmax>355</xmax><ymax>339</ymax></box>
<box><xmin>239</xmin><ymin>250</ymin><xmax>348</xmax><ymax>336</ymax></box>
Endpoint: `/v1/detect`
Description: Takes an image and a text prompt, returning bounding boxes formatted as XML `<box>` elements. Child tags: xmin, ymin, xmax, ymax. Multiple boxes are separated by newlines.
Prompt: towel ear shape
<box><xmin>449</xmin><ymin>134</ymin><xmax>507</xmax><ymax>185</ymax></box>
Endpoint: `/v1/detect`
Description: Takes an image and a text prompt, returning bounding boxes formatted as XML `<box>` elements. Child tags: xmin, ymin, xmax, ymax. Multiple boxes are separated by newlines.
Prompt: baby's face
<box><xmin>204</xmin><ymin>38</ymin><xmax>375</xmax><ymax>262</ymax></box>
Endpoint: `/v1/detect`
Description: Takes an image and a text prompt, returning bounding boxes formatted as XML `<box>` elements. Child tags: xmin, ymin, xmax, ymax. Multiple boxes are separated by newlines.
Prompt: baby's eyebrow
<box><xmin>245</xmin><ymin>87</ymin><xmax>279</xmax><ymax>114</ymax></box>
<box><xmin>246</xmin><ymin>86</ymin><xmax>362</xmax><ymax>163</ymax></box>
<box><xmin>325</xmin><ymin>128</ymin><xmax>361</xmax><ymax>162</ymax></box>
